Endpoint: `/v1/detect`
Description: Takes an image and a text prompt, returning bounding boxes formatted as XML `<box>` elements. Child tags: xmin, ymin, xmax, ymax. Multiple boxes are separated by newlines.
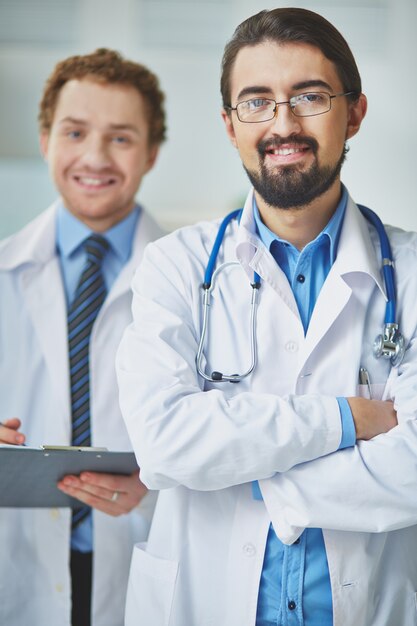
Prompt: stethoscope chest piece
<box><xmin>373</xmin><ymin>323</ymin><xmax>406</xmax><ymax>367</ymax></box>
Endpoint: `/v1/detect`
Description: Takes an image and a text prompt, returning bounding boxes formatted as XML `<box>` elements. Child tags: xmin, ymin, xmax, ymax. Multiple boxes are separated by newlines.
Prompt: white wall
<box><xmin>0</xmin><ymin>0</ymin><xmax>415</xmax><ymax>238</ymax></box>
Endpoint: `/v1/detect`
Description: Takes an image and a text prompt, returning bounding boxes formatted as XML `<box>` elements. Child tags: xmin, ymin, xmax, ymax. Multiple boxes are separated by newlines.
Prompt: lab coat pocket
<box><xmin>125</xmin><ymin>542</ymin><xmax>179</xmax><ymax>626</ymax></box>
<box><xmin>357</xmin><ymin>383</ymin><xmax>386</xmax><ymax>400</ymax></box>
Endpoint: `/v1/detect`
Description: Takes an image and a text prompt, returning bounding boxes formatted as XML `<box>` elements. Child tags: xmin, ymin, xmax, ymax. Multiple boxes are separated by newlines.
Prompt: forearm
<box><xmin>116</xmin><ymin>247</ymin><xmax>344</xmax><ymax>490</ymax></box>
<box><xmin>260</xmin><ymin>418</ymin><xmax>417</xmax><ymax>544</ymax></box>
<box><xmin>118</xmin><ymin>318</ymin><xmax>343</xmax><ymax>490</ymax></box>
<box><xmin>116</xmin><ymin>243</ymin><xmax>395</xmax><ymax>493</ymax></box>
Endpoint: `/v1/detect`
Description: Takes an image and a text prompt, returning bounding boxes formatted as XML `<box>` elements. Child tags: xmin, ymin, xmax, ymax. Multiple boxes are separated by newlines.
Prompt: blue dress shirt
<box><xmin>56</xmin><ymin>203</ymin><xmax>141</xmax><ymax>552</ymax></box>
<box><xmin>253</xmin><ymin>187</ymin><xmax>356</xmax><ymax>625</ymax></box>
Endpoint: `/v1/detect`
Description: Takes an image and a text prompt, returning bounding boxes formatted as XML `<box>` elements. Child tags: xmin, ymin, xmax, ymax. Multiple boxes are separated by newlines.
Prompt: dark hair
<box><xmin>221</xmin><ymin>8</ymin><xmax>361</xmax><ymax>107</ymax></box>
<box><xmin>39</xmin><ymin>48</ymin><xmax>166</xmax><ymax>145</ymax></box>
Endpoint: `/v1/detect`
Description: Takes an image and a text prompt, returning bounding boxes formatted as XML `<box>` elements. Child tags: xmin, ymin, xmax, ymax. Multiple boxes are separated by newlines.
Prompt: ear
<box><xmin>39</xmin><ymin>132</ymin><xmax>49</xmax><ymax>160</ymax></box>
<box><xmin>221</xmin><ymin>108</ymin><xmax>238</xmax><ymax>149</ymax></box>
<box><xmin>346</xmin><ymin>93</ymin><xmax>367</xmax><ymax>141</ymax></box>
<box><xmin>144</xmin><ymin>144</ymin><xmax>160</xmax><ymax>174</ymax></box>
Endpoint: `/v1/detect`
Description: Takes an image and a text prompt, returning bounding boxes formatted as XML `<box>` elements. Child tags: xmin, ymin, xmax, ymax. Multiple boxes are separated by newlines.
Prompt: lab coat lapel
<box><xmin>233</xmin><ymin>190</ymin><xmax>387</xmax><ymax>372</ymax></box>
<box><xmin>15</xmin><ymin>205</ymin><xmax>71</xmax><ymax>421</ymax></box>
<box><xmin>302</xmin><ymin>266</ymin><xmax>353</xmax><ymax>361</ymax></box>
<box><xmin>21</xmin><ymin>259</ymin><xmax>71</xmax><ymax>419</ymax></box>
<box><xmin>250</xmin><ymin>245</ymin><xmax>300</xmax><ymax>319</ymax></box>
<box><xmin>301</xmin><ymin>197</ymin><xmax>386</xmax><ymax>365</ymax></box>
<box><xmin>236</xmin><ymin>191</ymin><xmax>300</xmax><ymax>321</ymax></box>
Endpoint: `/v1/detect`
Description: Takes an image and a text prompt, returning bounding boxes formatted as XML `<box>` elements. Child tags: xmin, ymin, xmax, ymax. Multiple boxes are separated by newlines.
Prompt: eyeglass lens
<box><xmin>237</xmin><ymin>92</ymin><xmax>332</xmax><ymax>122</ymax></box>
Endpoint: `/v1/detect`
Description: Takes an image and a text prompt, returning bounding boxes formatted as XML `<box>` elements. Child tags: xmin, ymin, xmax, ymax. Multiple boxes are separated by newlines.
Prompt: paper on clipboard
<box><xmin>0</xmin><ymin>445</ymin><xmax>139</xmax><ymax>508</ymax></box>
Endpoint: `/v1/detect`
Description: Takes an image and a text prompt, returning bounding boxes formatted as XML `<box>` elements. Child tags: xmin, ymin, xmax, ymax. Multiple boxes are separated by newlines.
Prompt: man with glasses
<box><xmin>117</xmin><ymin>8</ymin><xmax>417</xmax><ymax>626</ymax></box>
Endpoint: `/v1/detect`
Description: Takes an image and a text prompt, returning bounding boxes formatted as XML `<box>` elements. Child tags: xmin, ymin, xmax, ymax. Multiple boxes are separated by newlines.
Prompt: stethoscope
<box><xmin>196</xmin><ymin>205</ymin><xmax>406</xmax><ymax>384</ymax></box>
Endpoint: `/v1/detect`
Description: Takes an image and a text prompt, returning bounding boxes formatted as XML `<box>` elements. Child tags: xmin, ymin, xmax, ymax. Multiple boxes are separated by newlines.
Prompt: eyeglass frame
<box><xmin>224</xmin><ymin>91</ymin><xmax>357</xmax><ymax>123</ymax></box>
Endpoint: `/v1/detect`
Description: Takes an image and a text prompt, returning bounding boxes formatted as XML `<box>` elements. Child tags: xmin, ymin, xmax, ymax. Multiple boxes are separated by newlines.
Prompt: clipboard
<box><xmin>0</xmin><ymin>445</ymin><xmax>139</xmax><ymax>508</ymax></box>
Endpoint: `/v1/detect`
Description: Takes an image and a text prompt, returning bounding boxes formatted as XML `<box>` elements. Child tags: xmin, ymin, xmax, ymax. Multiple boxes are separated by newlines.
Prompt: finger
<box><xmin>79</xmin><ymin>470</ymin><xmax>139</xmax><ymax>492</ymax></box>
<box><xmin>77</xmin><ymin>477</ymin><xmax>146</xmax><ymax>506</ymax></box>
<box><xmin>58</xmin><ymin>471</ymin><xmax>146</xmax><ymax>516</ymax></box>
<box><xmin>57</xmin><ymin>479</ymin><xmax>127</xmax><ymax>515</ymax></box>
<box><xmin>1</xmin><ymin>418</ymin><xmax>22</xmax><ymax>430</ymax></box>
<box><xmin>0</xmin><ymin>420</ymin><xmax>25</xmax><ymax>445</ymax></box>
<box><xmin>59</xmin><ymin>476</ymin><xmax>118</xmax><ymax>500</ymax></box>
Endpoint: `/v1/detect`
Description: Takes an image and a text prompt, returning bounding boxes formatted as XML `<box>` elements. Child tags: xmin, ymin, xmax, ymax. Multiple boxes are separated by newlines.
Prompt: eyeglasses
<box><xmin>226</xmin><ymin>91</ymin><xmax>356</xmax><ymax>123</ymax></box>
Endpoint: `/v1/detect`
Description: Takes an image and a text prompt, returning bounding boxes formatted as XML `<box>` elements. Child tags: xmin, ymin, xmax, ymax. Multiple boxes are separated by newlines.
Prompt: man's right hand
<box><xmin>347</xmin><ymin>398</ymin><xmax>398</xmax><ymax>441</ymax></box>
<box><xmin>0</xmin><ymin>418</ymin><xmax>26</xmax><ymax>445</ymax></box>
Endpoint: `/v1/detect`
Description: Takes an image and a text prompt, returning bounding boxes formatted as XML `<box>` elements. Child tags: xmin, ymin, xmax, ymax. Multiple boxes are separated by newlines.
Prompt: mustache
<box><xmin>257</xmin><ymin>135</ymin><xmax>318</xmax><ymax>158</ymax></box>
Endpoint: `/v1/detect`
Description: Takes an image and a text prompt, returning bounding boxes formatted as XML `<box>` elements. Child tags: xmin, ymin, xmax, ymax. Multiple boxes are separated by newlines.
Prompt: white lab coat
<box><xmin>117</xmin><ymin>189</ymin><xmax>417</xmax><ymax>626</ymax></box>
<box><xmin>0</xmin><ymin>202</ymin><xmax>163</xmax><ymax>626</ymax></box>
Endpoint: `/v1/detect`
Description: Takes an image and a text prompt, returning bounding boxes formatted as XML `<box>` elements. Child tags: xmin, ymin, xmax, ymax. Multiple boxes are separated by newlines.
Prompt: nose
<box><xmin>269</xmin><ymin>102</ymin><xmax>302</xmax><ymax>136</ymax></box>
<box><xmin>81</xmin><ymin>135</ymin><xmax>112</xmax><ymax>169</ymax></box>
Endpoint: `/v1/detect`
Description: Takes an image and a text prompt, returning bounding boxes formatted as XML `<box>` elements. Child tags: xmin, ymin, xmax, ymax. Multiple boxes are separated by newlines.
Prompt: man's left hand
<box><xmin>57</xmin><ymin>470</ymin><xmax>147</xmax><ymax>516</ymax></box>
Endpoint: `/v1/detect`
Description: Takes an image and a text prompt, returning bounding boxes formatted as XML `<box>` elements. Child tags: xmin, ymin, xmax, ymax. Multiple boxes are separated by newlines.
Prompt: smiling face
<box><xmin>222</xmin><ymin>41</ymin><xmax>366</xmax><ymax>215</ymax></box>
<box><xmin>40</xmin><ymin>78</ymin><xmax>158</xmax><ymax>231</ymax></box>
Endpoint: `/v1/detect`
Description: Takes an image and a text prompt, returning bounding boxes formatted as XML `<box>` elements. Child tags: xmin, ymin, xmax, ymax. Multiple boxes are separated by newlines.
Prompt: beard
<box><xmin>243</xmin><ymin>136</ymin><xmax>347</xmax><ymax>210</ymax></box>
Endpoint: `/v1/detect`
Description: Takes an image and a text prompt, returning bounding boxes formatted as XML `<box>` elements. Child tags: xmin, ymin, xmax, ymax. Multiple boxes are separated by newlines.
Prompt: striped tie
<box><xmin>68</xmin><ymin>234</ymin><xmax>109</xmax><ymax>528</ymax></box>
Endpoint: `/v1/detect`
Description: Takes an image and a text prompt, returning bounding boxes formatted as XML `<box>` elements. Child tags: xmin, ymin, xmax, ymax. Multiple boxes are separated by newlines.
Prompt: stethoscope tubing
<box><xmin>197</xmin><ymin>203</ymin><xmax>403</xmax><ymax>382</ymax></box>
<box><xmin>204</xmin><ymin>210</ymin><xmax>261</xmax><ymax>288</ymax></box>
<box><xmin>357</xmin><ymin>204</ymin><xmax>396</xmax><ymax>324</ymax></box>
<box><xmin>196</xmin><ymin>261</ymin><xmax>260</xmax><ymax>382</ymax></box>
<box><xmin>204</xmin><ymin>210</ymin><xmax>241</xmax><ymax>288</ymax></box>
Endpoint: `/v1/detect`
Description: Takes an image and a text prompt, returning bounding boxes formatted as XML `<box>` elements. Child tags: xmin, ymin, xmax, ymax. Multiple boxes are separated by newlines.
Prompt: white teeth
<box><xmin>78</xmin><ymin>177</ymin><xmax>110</xmax><ymax>186</ymax></box>
<box><xmin>270</xmin><ymin>147</ymin><xmax>303</xmax><ymax>156</ymax></box>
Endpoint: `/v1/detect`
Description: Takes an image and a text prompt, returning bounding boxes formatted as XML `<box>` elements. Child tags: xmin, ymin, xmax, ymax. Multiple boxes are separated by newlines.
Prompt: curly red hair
<box><xmin>39</xmin><ymin>48</ymin><xmax>166</xmax><ymax>146</ymax></box>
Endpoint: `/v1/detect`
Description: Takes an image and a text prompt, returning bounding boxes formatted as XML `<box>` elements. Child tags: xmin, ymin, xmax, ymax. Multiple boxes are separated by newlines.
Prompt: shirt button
<box><xmin>288</xmin><ymin>600</ymin><xmax>297</xmax><ymax>610</ymax></box>
<box><xmin>285</xmin><ymin>341</ymin><xmax>298</xmax><ymax>353</ymax></box>
<box><xmin>292</xmin><ymin>538</ymin><xmax>300</xmax><ymax>545</ymax></box>
<box><xmin>296</xmin><ymin>274</ymin><xmax>305</xmax><ymax>283</ymax></box>
<box><xmin>242</xmin><ymin>543</ymin><xmax>256</xmax><ymax>557</ymax></box>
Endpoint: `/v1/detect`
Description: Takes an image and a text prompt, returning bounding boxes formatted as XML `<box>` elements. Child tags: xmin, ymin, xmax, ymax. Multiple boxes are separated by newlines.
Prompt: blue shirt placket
<box><xmin>253</xmin><ymin>187</ymin><xmax>353</xmax><ymax>626</ymax></box>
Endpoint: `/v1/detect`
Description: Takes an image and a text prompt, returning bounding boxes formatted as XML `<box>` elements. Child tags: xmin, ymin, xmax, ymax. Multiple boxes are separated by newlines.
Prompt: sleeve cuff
<box><xmin>337</xmin><ymin>397</ymin><xmax>356</xmax><ymax>449</ymax></box>
<box><xmin>252</xmin><ymin>480</ymin><xmax>263</xmax><ymax>500</ymax></box>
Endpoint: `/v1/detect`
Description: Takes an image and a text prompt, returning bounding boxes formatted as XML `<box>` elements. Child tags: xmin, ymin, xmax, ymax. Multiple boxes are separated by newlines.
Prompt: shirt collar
<box><xmin>253</xmin><ymin>185</ymin><xmax>348</xmax><ymax>262</ymax></box>
<box><xmin>56</xmin><ymin>202</ymin><xmax>141</xmax><ymax>262</ymax></box>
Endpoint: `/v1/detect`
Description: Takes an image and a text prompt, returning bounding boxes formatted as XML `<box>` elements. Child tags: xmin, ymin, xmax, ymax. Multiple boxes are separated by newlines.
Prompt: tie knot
<box><xmin>84</xmin><ymin>234</ymin><xmax>110</xmax><ymax>265</ymax></box>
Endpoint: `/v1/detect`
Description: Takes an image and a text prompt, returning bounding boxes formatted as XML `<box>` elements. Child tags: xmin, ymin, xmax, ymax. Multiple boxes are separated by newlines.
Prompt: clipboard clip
<box><xmin>41</xmin><ymin>445</ymin><xmax>108</xmax><ymax>451</ymax></box>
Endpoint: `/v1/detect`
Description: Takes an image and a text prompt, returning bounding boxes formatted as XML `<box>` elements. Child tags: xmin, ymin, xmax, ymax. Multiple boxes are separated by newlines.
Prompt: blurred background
<box><xmin>0</xmin><ymin>0</ymin><xmax>416</xmax><ymax>237</ymax></box>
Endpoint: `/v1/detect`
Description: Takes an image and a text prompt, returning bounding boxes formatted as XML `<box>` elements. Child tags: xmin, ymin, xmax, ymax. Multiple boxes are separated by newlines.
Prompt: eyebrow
<box><xmin>58</xmin><ymin>117</ymin><xmax>140</xmax><ymax>134</ymax></box>
<box><xmin>292</xmin><ymin>79</ymin><xmax>333</xmax><ymax>92</ymax></box>
<box><xmin>235</xmin><ymin>79</ymin><xmax>334</xmax><ymax>103</ymax></box>
<box><xmin>108</xmin><ymin>123</ymin><xmax>141</xmax><ymax>135</ymax></box>
<box><xmin>236</xmin><ymin>86</ymin><xmax>273</xmax><ymax>102</ymax></box>
<box><xmin>58</xmin><ymin>117</ymin><xmax>88</xmax><ymax>126</ymax></box>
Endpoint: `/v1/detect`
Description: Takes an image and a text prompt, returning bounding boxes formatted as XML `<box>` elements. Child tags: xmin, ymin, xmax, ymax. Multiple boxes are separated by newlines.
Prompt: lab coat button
<box><xmin>242</xmin><ymin>543</ymin><xmax>256</xmax><ymax>557</ymax></box>
<box><xmin>56</xmin><ymin>584</ymin><xmax>63</xmax><ymax>593</ymax></box>
<box><xmin>50</xmin><ymin>508</ymin><xmax>60</xmax><ymax>520</ymax></box>
<box><xmin>285</xmin><ymin>341</ymin><xmax>298</xmax><ymax>353</ymax></box>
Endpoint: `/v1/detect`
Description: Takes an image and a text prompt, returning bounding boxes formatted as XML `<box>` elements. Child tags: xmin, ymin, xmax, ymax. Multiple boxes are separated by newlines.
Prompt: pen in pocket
<box><xmin>359</xmin><ymin>367</ymin><xmax>372</xmax><ymax>399</ymax></box>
